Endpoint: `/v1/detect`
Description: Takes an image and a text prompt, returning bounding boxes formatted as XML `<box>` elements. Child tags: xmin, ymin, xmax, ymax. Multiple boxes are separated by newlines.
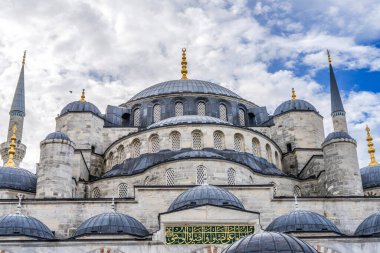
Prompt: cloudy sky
<box><xmin>0</xmin><ymin>0</ymin><xmax>380</xmax><ymax>171</ymax></box>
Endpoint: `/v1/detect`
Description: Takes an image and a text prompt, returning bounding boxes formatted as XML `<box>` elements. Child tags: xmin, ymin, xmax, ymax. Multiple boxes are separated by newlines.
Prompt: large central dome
<box><xmin>129</xmin><ymin>79</ymin><xmax>241</xmax><ymax>102</ymax></box>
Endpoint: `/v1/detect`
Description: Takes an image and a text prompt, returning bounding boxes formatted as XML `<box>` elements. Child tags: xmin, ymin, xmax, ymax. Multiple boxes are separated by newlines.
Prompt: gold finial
<box><xmin>80</xmin><ymin>89</ymin><xmax>86</xmax><ymax>102</ymax></box>
<box><xmin>327</xmin><ymin>49</ymin><xmax>332</xmax><ymax>65</ymax></box>
<box><xmin>22</xmin><ymin>50</ymin><xmax>26</xmax><ymax>65</ymax></box>
<box><xmin>291</xmin><ymin>88</ymin><xmax>296</xmax><ymax>101</ymax></box>
<box><xmin>366</xmin><ymin>125</ymin><xmax>379</xmax><ymax>166</ymax></box>
<box><xmin>5</xmin><ymin>124</ymin><xmax>17</xmax><ymax>167</ymax></box>
<box><xmin>180</xmin><ymin>48</ymin><xmax>188</xmax><ymax>80</ymax></box>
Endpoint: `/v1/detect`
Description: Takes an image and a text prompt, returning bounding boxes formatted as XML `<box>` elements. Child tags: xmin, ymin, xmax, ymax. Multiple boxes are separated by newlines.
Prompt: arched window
<box><xmin>266</xmin><ymin>144</ymin><xmax>273</xmax><ymax>163</ymax></box>
<box><xmin>239</xmin><ymin>108</ymin><xmax>245</xmax><ymax>126</ymax></box>
<box><xmin>249</xmin><ymin>175</ymin><xmax>254</xmax><ymax>185</ymax></box>
<box><xmin>169</xmin><ymin>131</ymin><xmax>181</xmax><ymax>151</ymax></box>
<box><xmin>234</xmin><ymin>134</ymin><xmax>244</xmax><ymax>152</ymax></box>
<box><xmin>175</xmin><ymin>102</ymin><xmax>184</xmax><ymax>116</ymax></box>
<box><xmin>275</xmin><ymin>151</ymin><xmax>280</xmax><ymax>168</ymax></box>
<box><xmin>294</xmin><ymin>186</ymin><xmax>301</xmax><ymax>197</ymax></box>
<box><xmin>196</xmin><ymin>165</ymin><xmax>207</xmax><ymax>185</ymax></box>
<box><xmin>227</xmin><ymin>168</ymin><xmax>236</xmax><ymax>185</ymax></box>
<box><xmin>153</xmin><ymin>104</ymin><xmax>161</xmax><ymax>123</ymax></box>
<box><xmin>166</xmin><ymin>168</ymin><xmax>175</xmax><ymax>186</ymax></box>
<box><xmin>219</xmin><ymin>104</ymin><xmax>227</xmax><ymax>121</ymax></box>
<box><xmin>252</xmin><ymin>138</ymin><xmax>261</xmax><ymax>156</ymax></box>
<box><xmin>108</xmin><ymin>152</ymin><xmax>114</xmax><ymax>168</ymax></box>
<box><xmin>192</xmin><ymin>130</ymin><xmax>203</xmax><ymax>150</ymax></box>
<box><xmin>197</xmin><ymin>102</ymin><xmax>206</xmax><ymax>116</ymax></box>
<box><xmin>131</xmin><ymin>139</ymin><xmax>141</xmax><ymax>158</ymax></box>
<box><xmin>213</xmin><ymin>131</ymin><xmax>225</xmax><ymax>150</ymax></box>
<box><xmin>118</xmin><ymin>183</ymin><xmax>128</xmax><ymax>198</ymax></box>
<box><xmin>92</xmin><ymin>187</ymin><xmax>100</xmax><ymax>198</ymax></box>
<box><xmin>149</xmin><ymin>135</ymin><xmax>160</xmax><ymax>153</ymax></box>
<box><xmin>133</xmin><ymin>108</ymin><xmax>141</xmax><ymax>127</ymax></box>
<box><xmin>117</xmin><ymin>145</ymin><xmax>125</xmax><ymax>164</ymax></box>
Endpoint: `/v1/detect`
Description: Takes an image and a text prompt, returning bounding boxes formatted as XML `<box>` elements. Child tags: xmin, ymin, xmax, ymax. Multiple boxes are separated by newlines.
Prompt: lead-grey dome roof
<box><xmin>323</xmin><ymin>131</ymin><xmax>355</xmax><ymax>144</ymax></box>
<box><xmin>148</xmin><ymin>115</ymin><xmax>232</xmax><ymax>129</ymax></box>
<box><xmin>355</xmin><ymin>211</ymin><xmax>380</xmax><ymax>236</ymax></box>
<box><xmin>44</xmin><ymin>132</ymin><xmax>71</xmax><ymax>141</ymax></box>
<box><xmin>266</xmin><ymin>210</ymin><xmax>342</xmax><ymax>234</ymax></box>
<box><xmin>129</xmin><ymin>79</ymin><xmax>241</xmax><ymax>102</ymax></box>
<box><xmin>361</xmin><ymin>165</ymin><xmax>380</xmax><ymax>189</ymax></box>
<box><xmin>223</xmin><ymin>232</ymin><xmax>318</xmax><ymax>253</ymax></box>
<box><xmin>0</xmin><ymin>214</ymin><xmax>54</xmax><ymax>240</ymax></box>
<box><xmin>168</xmin><ymin>185</ymin><xmax>244</xmax><ymax>212</ymax></box>
<box><xmin>0</xmin><ymin>166</ymin><xmax>36</xmax><ymax>192</ymax></box>
<box><xmin>274</xmin><ymin>99</ymin><xmax>317</xmax><ymax>116</ymax></box>
<box><xmin>73</xmin><ymin>212</ymin><xmax>149</xmax><ymax>238</ymax></box>
<box><xmin>60</xmin><ymin>101</ymin><xmax>102</xmax><ymax>116</ymax></box>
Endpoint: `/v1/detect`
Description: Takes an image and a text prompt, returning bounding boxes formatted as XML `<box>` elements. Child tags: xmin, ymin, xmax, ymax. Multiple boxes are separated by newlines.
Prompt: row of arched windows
<box><xmin>132</xmin><ymin>103</ymin><xmax>246</xmax><ymax>126</ymax></box>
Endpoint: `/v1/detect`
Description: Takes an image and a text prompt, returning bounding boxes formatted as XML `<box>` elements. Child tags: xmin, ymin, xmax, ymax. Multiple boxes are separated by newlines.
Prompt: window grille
<box><xmin>234</xmin><ymin>134</ymin><xmax>244</xmax><ymax>152</ymax></box>
<box><xmin>239</xmin><ymin>108</ymin><xmax>245</xmax><ymax>126</ymax></box>
<box><xmin>213</xmin><ymin>131</ymin><xmax>225</xmax><ymax>150</ymax></box>
<box><xmin>170</xmin><ymin>131</ymin><xmax>181</xmax><ymax>151</ymax></box>
<box><xmin>117</xmin><ymin>145</ymin><xmax>125</xmax><ymax>164</ymax></box>
<box><xmin>118</xmin><ymin>183</ymin><xmax>128</xmax><ymax>198</ymax></box>
<box><xmin>150</xmin><ymin>135</ymin><xmax>160</xmax><ymax>153</ymax></box>
<box><xmin>227</xmin><ymin>168</ymin><xmax>236</xmax><ymax>185</ymax></box>
<box><xmin>192</xmin><ymin>131</ymin><xmax>203</xmax><ymax>150</ymax></box>
<box><xmin>133</xmin><ymin>108</ymin><xmax>141</xmax><ymax>127</ymax></box>
<box><xmin>294</xmin><ymin>186</ymin><xmax>301</xmax><ymax>197</ymax></box>
<box><xmin>196</xmin><ymin>166</ymin><xmax>207</xmax><ymax>185</ymax></box>
<box><xmin>153</xmin><ymin>104</ymin><xmax>161</xmax><ymax>123</ymax></box>
<box><xmin>275</xmin><ymin>152</ymin><xmax>280</xmax><ymax>168</ymax></box>
<box><xmin>166</xmin><ymin>169</ymin><xmax>175</xmax><ymax>186</ymax></box>
<box><xmin>175</xmin><ymin>102</ymin><xmax>184</xmax><ymax>116</ymax></box>
<box><xmin>266</xmin><ymin>144</ymin><xmax>273</xmax><ymax>163</ymax></box>
<box><xmin>92</xmin><ymin>187</ymin><xmax>100</xmax><ymax>198</ymax></box>
<box><xmin>219</xmin><ymin>104</ymin><xmax>227</xmax><ymax>121</ymax></box>
<box><xmin>197</xmin><ymin>102</ymin><xmax>206</xmax><ymax>116</ymax></box>
<box><xmin>131</xmin><ymin>139</ymin><xmax>141</xmax><ymax>158</ymax></box>
<box><xmin>108</xmin><ymin>152</ymin><xmax>114</xmax><ymax>168</ymax></box>
<box><xmin>249</xmin><ymin>176</ymin><xmax>254</xmax><ymax>184</ymax></box>
<box><xmin>252</xmin><ymin>138</ymin><xmax>261</xmax><ymax>156</ymax></box>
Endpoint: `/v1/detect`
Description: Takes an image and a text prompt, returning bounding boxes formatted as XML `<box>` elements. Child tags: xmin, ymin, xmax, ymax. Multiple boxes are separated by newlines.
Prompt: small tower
<box><xmin>322</xmin><ymin>50</ymin><xmax>363</xmax><ymax>196</ymax></box>
<box><xmin>0</xmin><ymin>51</ymin><xmax>27</xmax><ymax>166</ymax></box>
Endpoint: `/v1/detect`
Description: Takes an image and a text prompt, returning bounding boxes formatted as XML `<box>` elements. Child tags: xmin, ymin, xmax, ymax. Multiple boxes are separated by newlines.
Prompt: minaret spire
<box><xmin>366</xmin><ymin>125</ymin><xmax>379</xmax><ymax>166</ymax></box>
<box><xmin>180</xmin><ymin>48</ymin><xmax>188</xmax><ymax>80</ymax></box>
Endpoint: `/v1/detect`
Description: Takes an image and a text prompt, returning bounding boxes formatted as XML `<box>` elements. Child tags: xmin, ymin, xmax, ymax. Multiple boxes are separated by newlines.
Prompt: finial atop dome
<box><xmin>366</xmin><ymin>125</ymin><xmax>379</xmax><ymax>166</ymax></box>
<box><xmin>291</xmin><ymin>88</ymin><xmax>296</xmax><ymax>101</ymax></box>
<box><xmin>4</xmin><ymin>124</ymin><xmax>17</xmax><ymax>167</ymax></box>
<box><xmin>80</xmin><ymin>89</ymin><xmax>86</xmax><ymax>102</ymax></box>
<box><xmin>180</xmin><ymin>48</ymin><xmax>188</xmax><ymax>80</ymax></box>
<box><xmin>327</xmin><ymin>49</ymin><xmax>332</xmax><ymax>65</ymax></box>
<box><xmin>294</xmin><ymin>194</ymin><xmax>299</xmax><ymax>210</ymax></box>
<box><xmin>22</xmin><ymin>50</ymin><xmax>26</xmax><ymax>66</ymax></box>
<box><xmin>111</xmin><ymin>195</ymin><xmax>116</xmax><ymax>212</ymax></box>
<box><xmin>16</xmin><ymin>193</ymin><xmax>24</xmax><ymax>215</ymax></box>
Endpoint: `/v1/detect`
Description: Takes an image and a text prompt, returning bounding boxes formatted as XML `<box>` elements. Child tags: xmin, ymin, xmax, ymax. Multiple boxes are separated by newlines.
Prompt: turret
<box><xmin>322</xmin><ymin>50</ymin><xmax>363</xmax><ymax>196</ymax></box>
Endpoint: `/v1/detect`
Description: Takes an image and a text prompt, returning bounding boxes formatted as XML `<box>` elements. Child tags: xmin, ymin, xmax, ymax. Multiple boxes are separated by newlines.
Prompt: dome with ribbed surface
<box><xmin>0</xmin><ymin>166</ymin><xmax>36</xmax><ymax>192</ymax></box>
<box><xmin>60</xmin><ymin>101</ymin><xmax>101</xmax><ymax>116</ymax></box>
<box><xmin>168</xmin><ymin>185</ymin><xmax>244</xmax><ymax>212</ymax></box>
<box><xmin>129</xmin><ymin>79</ymin><xmax>241</xmax><ymax>102</ymax></box>
<box><xmin>223</xmin><ymin>232</ymin><xmax>318</xmax><ymax>253</ymax></box>
<box><xmin>44</xmin><ymin>131</ymin><xmax>71</xmax><ymax>141</ymax></box>
<box><xmin>266</xmin><ymin>210</ymin><xmax>342</xmax><ymax>234</ymax></box>
<box><xmin>73</xmin><ymin>212</ymin><xmax>149</xmax><ymax>238</ymax></box>
<box><xmin>323</xmin><ymin>131</ymin><xmax>355</xmax><ymax>144</ymax></box>
<box><xmin>148</xmin><ymin>115</ymin><xmax>231</xmax><ymax>129</ymax></box>
<box><xmin>274</xmin><ymin>99</ymin><xmax>317</xmax><ymax>116</ymax></box>
<box><xmin>0</xmin><ymin>214</ymin><xmax>54</xmax><ymax>240</ymax></box>
<box><xmin>361</xmin><ymin>165</ymin><xmax>380</xmax><ymax>189</ymax></box>
<box><xmin>355</xmin><ymin>211</ymin><xmax>380</xmax><ymax>236</ymax></box>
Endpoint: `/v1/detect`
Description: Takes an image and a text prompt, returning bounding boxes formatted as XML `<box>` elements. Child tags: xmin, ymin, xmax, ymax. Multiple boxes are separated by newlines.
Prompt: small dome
<box><xmin>0</xmin><ymin>214</ymin><xmax>54</xmax><ymax>240</ymax></box>
<box><xmin>129</xmin><ymin>79</ymin><xmax>241</xmax><ymax>102</ymax></box>
<box><xmin>223</xmin><ymin>232</ymin><xmax>318</xmax><ymax>253</ymax></box>
<box><xmin>323</xmin><ymin>131</ymin><xmax>355</xmax><ymax>144</ymax></box>
<box><xmin>148</xmin><ymin>115</ymin><xmax>231</xmax><ymax>129</ymax></box>
<box><xmin>0</xmin><ymin>166</ymin><xmax>36</xmax><ymax>192</ymax></box>
<box><xmin>355</xmin><ymin>211</ymin><xmax>380</xmax><ymax>236</ymax></box>
<box><xmin>361</xmin><ymin>165</ymin><xmax>380</xmax><ymax>189</ymax></box>
<box><xmin>266</xmin><ymin>210</ymin><xmax>341</xmax><ymax>234</ymax></box>
<box><xmin>168</xmin><ymin>185</ymin><xmax>244</xmax><ymax>212</ymax></box>
<box><xmin>60</xmin><ymin>101</ymin><xmax>101</xmax><ymax>116</ymax></box>
<box><xmin>274</xmin><ymin>99</ymin><xmax>317</xmax><ymax>116</ymax></box>
<box><xmin>73</xmin><ymin>212</ymin><xmax>149</xmax><ymax>238</ymax></box>
<box><xmin>44</xmin><ymin>131</ymin><xmax>70</xmax><ymax>141</ymax></box>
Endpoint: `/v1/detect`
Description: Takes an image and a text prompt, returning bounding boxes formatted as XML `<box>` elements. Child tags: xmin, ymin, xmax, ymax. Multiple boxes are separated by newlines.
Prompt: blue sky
<box><xmin>0</xmin><ymin>0</ymin><xmax>379</xmax><ymax>170</ymax></box>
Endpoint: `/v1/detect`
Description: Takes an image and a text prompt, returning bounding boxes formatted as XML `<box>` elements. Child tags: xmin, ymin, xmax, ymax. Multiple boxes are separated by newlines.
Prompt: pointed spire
<box><xmin>327</xmin><ymin>50</ymin><xmax>345</xmax><ymax>114</ymax></box>
<box><xmin>180</xmin><ymin>48</ymin><xmax>188</xmax><ymax>80</ymax></box>
<box><xmin>80</xmin><ymin>89</ymin><xmax>86</xmax><ymax>102</ymax></box>
<box><xmin>10</xmin><ymin>51</ymin><xmax>26</xmax><ymax>116</ymax></box>
<box><xmin>366</xmin><ymin>125</ymin><xmax>379</xmax><ymax>166</ymax></box>
<box><xmin>291</xmin><ymin>88</ymin><xmax>296</xmax><ymax>101</ymax></box>
<box><xmin>4</xmin><ymin>124</ymin><xmax>17</xmax><ymax>167</ymax></box>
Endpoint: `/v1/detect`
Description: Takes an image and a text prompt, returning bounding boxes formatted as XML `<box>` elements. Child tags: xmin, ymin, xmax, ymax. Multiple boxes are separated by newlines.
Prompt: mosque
<box><xmin>0</xmin><ymin>48</ymin><xmax>380</xmax><ymax>253</ymax></box>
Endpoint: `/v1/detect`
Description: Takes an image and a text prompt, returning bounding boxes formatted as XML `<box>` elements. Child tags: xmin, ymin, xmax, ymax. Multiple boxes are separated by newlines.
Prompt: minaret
<box><xmin>1</xmin><ymin>51</ymin><xmax>27</xmax><ymax>166</ymax></box>
<box><xmin>328</xmin><ymin>50</ymin><xmax>348</xmax><ymax>132</ymax></box>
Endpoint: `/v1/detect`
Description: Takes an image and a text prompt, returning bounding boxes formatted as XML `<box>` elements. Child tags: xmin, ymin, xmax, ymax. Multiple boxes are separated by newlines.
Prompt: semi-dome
<box><xmin>72</xmin><ymin>212</ymin><xmax>149</xmax><ymax>238</ymax></box>
<box><xmin>274</xmin><ymin>99</ymin><xmax>317</xmax><ymax>116</ymax></box>
<box><xmin>148</xmin><ymin>115</ymin><xmax>232</xmax><ymax>129</ymax></box>
<box><xmin>361</xmin><ymin>165</ymin><xmax>380</xmax><ymax>189</ymax></box>
<box><xmin>266</xmin><ymin>210</ymin><xmax>342</xmax><ymax>234</ymax></box>
<box><xmin>129</xmin><ymin>79</ymin><xmax>241</xmax><ymax>102</ymax></box>
<box><xmin>0</xmin><ymin>166</ymin><xmax>36</xmax><ymax>192</ymax></box>
<box><xmin>355</xmin><ymin>211</ymin><xmax>380</xmax><ymax>236</ymax></box>
<box><xmin>60</xmin><ymin>101</ymin><xmax>101</xmax><ymax>116</ymax></box>
<box><xmin>168</xmin><ymin>185</ymin><xmax>244</xmax><ymax>212</ymax></box>
<box><xmin>323</xmin><ymin>131</ymin><xmax>355</xmax><ymax>144</ymax></box>
<box><xmin>0</xmin><ymin>214</ymin><xmax>54</xmax><ymax>240</ymax></box>
<box><xmin>44</xmin><ymin>131</ymin><xmax>71</xmax><ymax>141</ymax></box>
<box><xmin>223</xmin><ymin>232</ymin><xmax>318</xmax><ymax>253</ymax></box>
